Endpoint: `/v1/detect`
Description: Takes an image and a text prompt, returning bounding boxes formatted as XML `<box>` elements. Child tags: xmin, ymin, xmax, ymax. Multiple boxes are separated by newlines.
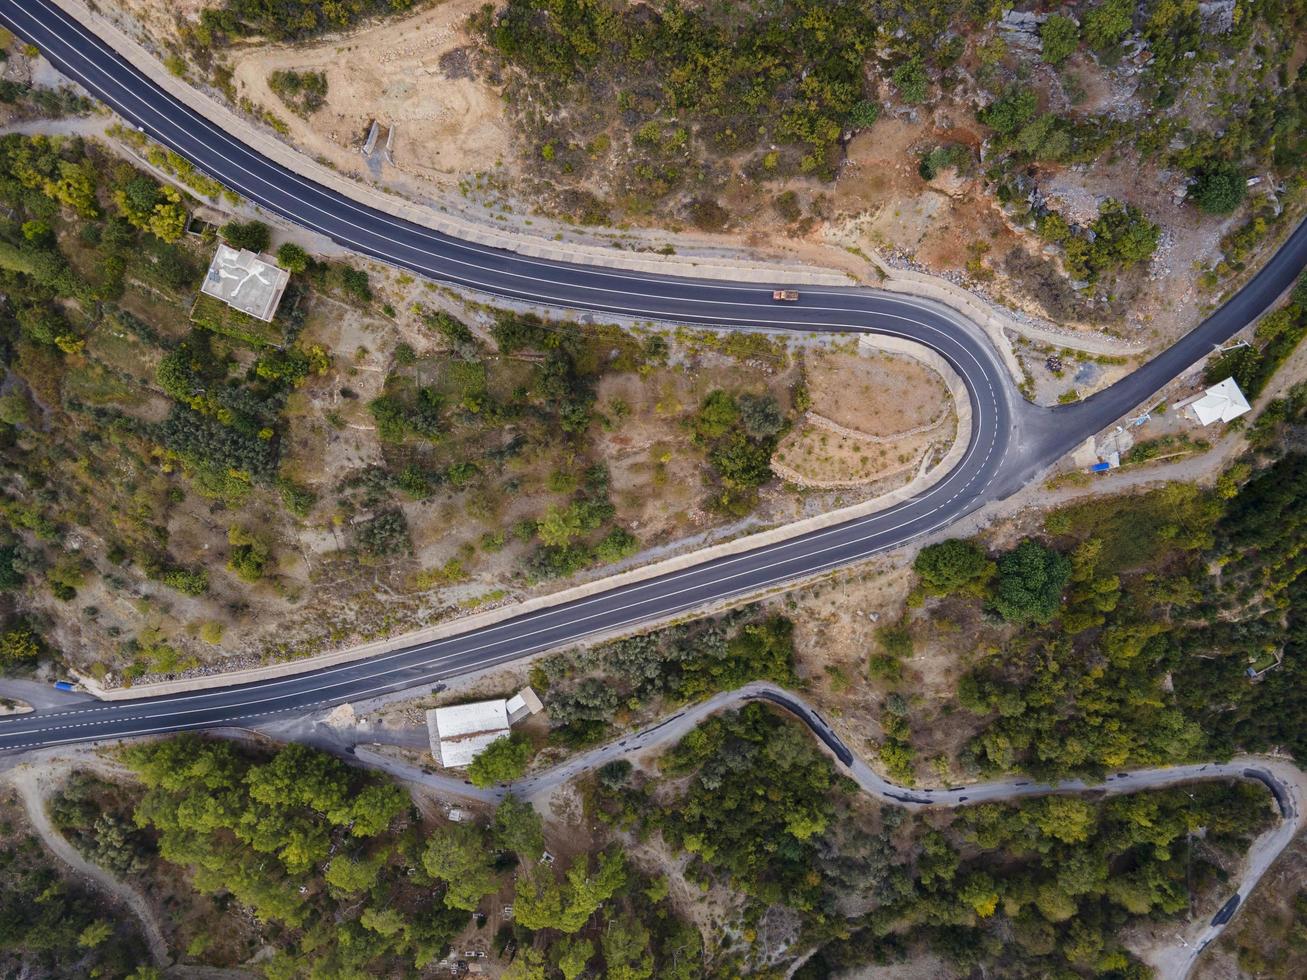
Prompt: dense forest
<box><xmin>896</xmin><ymin>356</ymin><xmax>1307</xmax><ymax>782</ymax></box>
<box><xmin>0</xmin><ymin>785</ymin><xmax>151</xmax><ymax>977</ymax></box>
<box><xmin>595</xmin><ymin>702</ymin><xmax>1276</xmax><ymax>977</ymax></box>
<box><xmin>0</xmin><ymin>724</ymin><xmax>1276</xmax><ymax>978</ymax></box>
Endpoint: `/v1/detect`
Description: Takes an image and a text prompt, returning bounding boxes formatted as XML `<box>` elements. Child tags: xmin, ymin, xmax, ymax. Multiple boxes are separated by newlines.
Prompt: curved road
<box><xmin>0</xmin><ymin>0</ymin><xmax>1306</xmax><ymax>754</ymax></box>
<box><xmin>292</xmin><ymin>681</ymin><xmax>1301</xmax><ymax>980</ymax></box>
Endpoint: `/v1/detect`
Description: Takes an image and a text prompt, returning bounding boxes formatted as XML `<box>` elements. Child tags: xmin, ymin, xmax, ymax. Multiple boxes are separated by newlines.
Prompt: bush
<box><xmin>979</xmin><ymin>86</ymin><xmax>1038</xmax><ymax>136</ymax></box>
<box><xmin>339</xmin><ymin>266</ymin><xmax>372</xmax><ymax>302</ymax></box>
<box><xmin>875</xmin><ymin>622</ymin><xmax>914</xmax><ymax>659</ymax></box>
<box><xmin>267</xmin><ymin>69</ymin><xmax>328</xmax><ymax>116</ymax></box>
<box><xmin>918</xmin><ymin>145</ymin><xmax>970</xmax><ymax>181</ymax></box>
<box><xmin>1191</xmin><ymin>162</ymin><xmax>1246</xmax><ymax>215</ymax></box>
<box><xmin>220</xmin><ymin>220</ymin><xmax>270</xmax><ymax>253</ymax></box>
<box><xmin>686</xmin><ymin>198</ymin><xmax>729</xmax><ymax>231</ymax></box>
<box><xmin>847</xmin><ymin>99</ymin><xmax>880</xmax><ymax>129</ymax></box>
<box><xmin>160</xmin><ymin>567</ymin><xmax>209</xmax><ymax>596</ymax></box>
<box><xmin>354</xmin><ymin>509</ymin><xmax>410</xmax><ymax>560</ymax></box>
<box><xmin>277</xmin><ymin>478</ymin><xmax>317</xmax><ymax>517</ymax></box>
<box><xmin>891</xmin><ymin>59</ymin><xmax>928</xmax><ymax>104</ymax></box>
<box><xmin>0</xmin><ymin>625</ymin><xmax>42</xmax><ymax>666</ymax></box>
<box><xmin>226</xmin><ymin>526</ymin><xmax>270</xmax><ymax>582</ymax></box>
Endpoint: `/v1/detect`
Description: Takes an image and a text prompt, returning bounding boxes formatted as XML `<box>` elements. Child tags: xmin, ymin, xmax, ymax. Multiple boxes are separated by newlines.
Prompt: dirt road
<box><xmin>7</xmin><ymin>761</ymin><xmax>171</xmax><ymax>967</ymax></box>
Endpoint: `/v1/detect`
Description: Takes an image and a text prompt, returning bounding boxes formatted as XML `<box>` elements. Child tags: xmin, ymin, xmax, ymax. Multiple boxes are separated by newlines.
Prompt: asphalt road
<box><xmin>261</xmin><ymin>680</ymin><xmax>1306</xmax><ymax>980</ymax></box>
<box><xmin>1</xmin><ymin>0</ymin><xmax>1306</xmax><ymax>754</ymax></box>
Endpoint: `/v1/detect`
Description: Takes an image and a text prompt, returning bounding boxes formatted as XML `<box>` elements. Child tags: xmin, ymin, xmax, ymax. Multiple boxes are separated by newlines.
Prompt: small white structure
<box><xmin>1185</xmin><ymin>377</ymin><xmax>1251</xmax><ymax>426</ymax></box>
<box><xmin>507</xmin><ymin>686</ymin><xmax>544</xmax><ymax>723</ymax></box>
<box><xmin>200</xmin><ymin>244</ymin><xmax>289</xmax><ymax>322</ymax></box>
<box><xmin>426</xmin><ymin>687</ymin><xmax>543</xmax><ymax>769</ymax></box>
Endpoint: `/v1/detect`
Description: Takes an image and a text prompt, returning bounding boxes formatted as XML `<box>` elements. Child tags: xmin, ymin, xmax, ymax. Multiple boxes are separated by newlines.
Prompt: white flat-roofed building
<box><xmin>200</xmin><ymin>244</ymin><xmax>289</xmax><ymax>322</ymax></box>
<box><xmin>425</xmin><ymin>687</ymin><xmax>543</xmax><ymax>769</ymax></box>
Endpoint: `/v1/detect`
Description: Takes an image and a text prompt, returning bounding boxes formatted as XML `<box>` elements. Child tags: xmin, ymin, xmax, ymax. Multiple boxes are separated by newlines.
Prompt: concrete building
<box><xmin>1183</xmin><ymin>377</ymin><xmax>1251</xmax><ymax>426</ymax></box>
<box><xmin>425</xmin><ymin>687</ymin><xmax>542</xmax><ymax>768</ymax></box>
<box><xmin>200</xmin><ymin>243</ymin><xmax>289</xmax><ymax>322</ymax></box>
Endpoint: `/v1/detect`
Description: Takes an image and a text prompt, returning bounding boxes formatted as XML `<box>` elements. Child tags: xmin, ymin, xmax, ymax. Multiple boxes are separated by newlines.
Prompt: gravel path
<box><xmin>8</xmin><ymin>762</ymin><xmax>171</xmax><ymax>967</ymax></box>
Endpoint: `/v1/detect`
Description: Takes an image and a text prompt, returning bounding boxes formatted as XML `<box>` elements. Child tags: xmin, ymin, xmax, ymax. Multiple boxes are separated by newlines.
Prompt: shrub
<box><xmin>891</xmin><ymin>59</ymin><xmax>928</xmax><ymax>104</ymax></box>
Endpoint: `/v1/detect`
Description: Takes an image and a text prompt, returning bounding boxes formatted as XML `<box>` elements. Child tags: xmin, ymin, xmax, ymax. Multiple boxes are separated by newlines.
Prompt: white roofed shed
<box><xmin>1185</xmin><ymin>377</ymin><xmax>1251</xmax><ymax>426</ymax></box>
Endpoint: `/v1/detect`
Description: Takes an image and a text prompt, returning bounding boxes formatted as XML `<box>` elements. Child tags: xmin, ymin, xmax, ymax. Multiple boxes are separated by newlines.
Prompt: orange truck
<box><xmin>772</xmin><ymin>289</ymin><xmax>799</xmax><ymax>301</ymax></box>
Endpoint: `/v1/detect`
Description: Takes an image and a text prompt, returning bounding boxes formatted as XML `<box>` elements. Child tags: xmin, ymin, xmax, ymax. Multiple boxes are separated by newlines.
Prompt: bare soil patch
<box><xmin>774</xmin><ymin>347</ymin><xmax>953</xmax><ymax>488</ymax></box>
<box><xmin>226</xmin><ymin>0</ymin><xmax>511</xmax><ymax>191</ymax></box>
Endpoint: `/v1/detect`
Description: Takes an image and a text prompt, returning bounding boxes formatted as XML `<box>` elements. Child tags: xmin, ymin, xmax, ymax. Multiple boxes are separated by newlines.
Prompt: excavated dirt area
<box><xmin>225</xmin><ymin>0</ymin><xmax>512</xmax><ymax>189</ymax></box>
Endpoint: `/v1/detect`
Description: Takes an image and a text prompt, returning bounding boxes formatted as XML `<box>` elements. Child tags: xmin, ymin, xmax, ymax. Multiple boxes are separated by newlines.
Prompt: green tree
<box><xmin>1082</xmin><ymin>0</ymin><xmax>1134</xmax><ymax>51</ymax></box>
<box><xmin>360</xmin><ymin>906</ymin><xmax>406</xmax><ymax>937</ymax></box>
<box><xmin>992</xmin><ymin>539</ymin><xmax>1072</xmax><ymax>624</ymax></box>
<box><xmin>503</xmin><ymin>947</ymin><xmax>549</xmax><ymax>980</ymax></box>
<box><xmin>421</xmin><ymin>823</ymin><xmax>498</xmax><ymax>910</ymax></box>
<box><xmin>324</xmin><ymin>853</ymin><xmax>384</xmax><ymax>895</ymax></box>
<box><xmin>1191</xmin><ymin>162</ymin><xmax>1246</xmax><ymax>215</ymax></box>
<box><xmin>1032</xmin><ymin>796</ymin><xmax>1098</xmax><ymax>845</ymax></box>
<box><xmin>467</xmin><ymin>732</ymin><xmax>531</xmax><ymax>787</ymax></box>
<box><xmin>77</xmin><ymin>920</ymin><xmax>113</xmax><ymax>948</ymax></box>
<box><xmin>275</xmin><ymin>241</ymin><xmax>310</xmax><ymax>273</ymax></box>
<box><xmin>537</xmin><ymin>504</ymin><xmax>586</xmax><ymax>547</ymax></box>
<box><xmin>602</xmin><ymin>913</ymin><xmax>654</xmax><ymax>980</ymax></box>
<box><xmin>493</xmin><ymin>794</ymin><xmax>544</xmax><ymax>857</ymax></box>
<box><xmin>558</xmin><ymin>937</ymin><xmax>593</xmax><ymax>979</ymax></box>
<box><xmin>220</xmin><ymin>220</ymin><xmax>271</xmax><ymax>253</ymax></box>
<box><xmin>0</xmin><ymin>391</ymin><xmax>32</xmax><ymax>427</ymax></box>
<box><xmin>913</xmin><ymin>539</ymin><xmax>994</xmax><ymax>596</ymax></box>
<box><xmin>1041</xmin><ymin>15</ymin><xmax>1079</xmax><ymax>65</ymax></box>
